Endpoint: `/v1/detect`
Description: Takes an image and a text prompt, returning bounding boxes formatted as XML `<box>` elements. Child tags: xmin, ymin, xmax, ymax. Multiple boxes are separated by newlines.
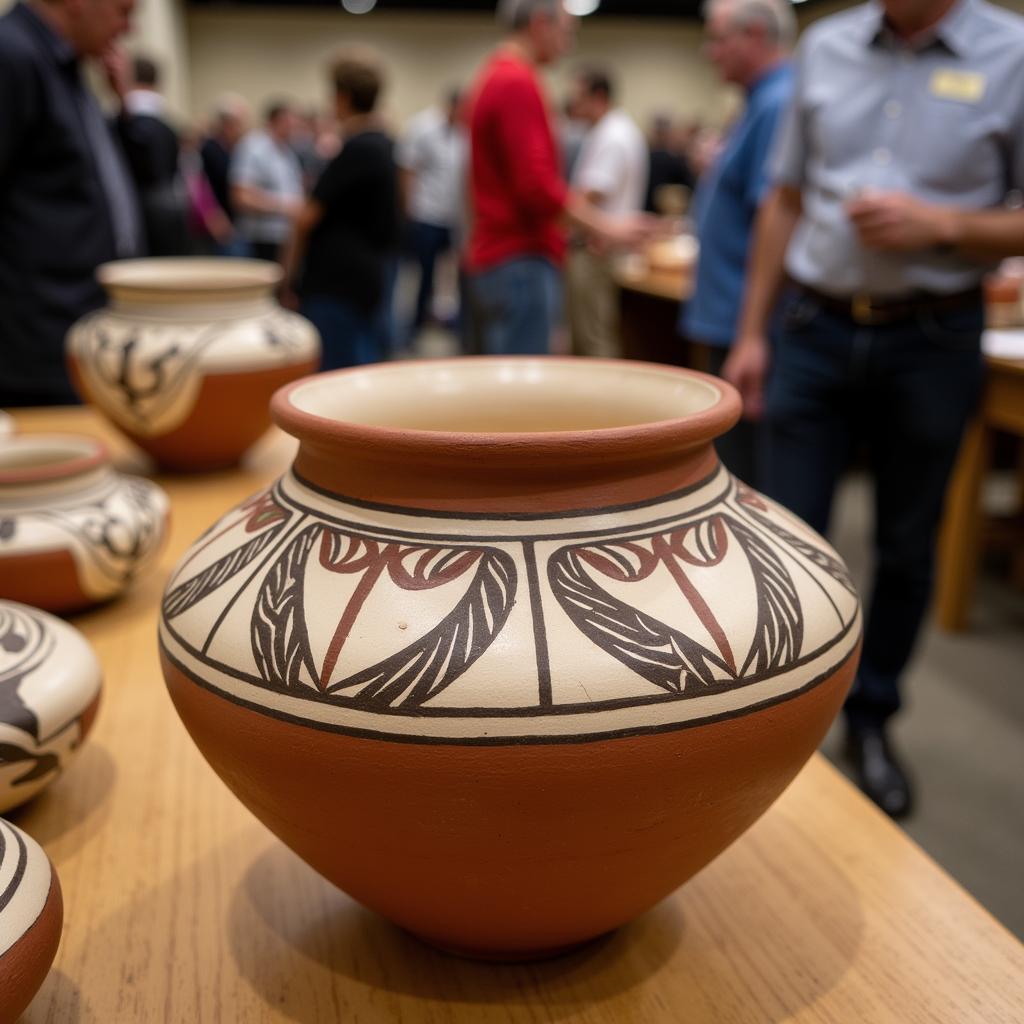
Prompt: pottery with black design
<box><xmin>0</xmin><ymin>433</ymin><xmax>169</xmax><ymax>613</ymax></box>
<box><xmin>0</xmin><ymin>601</ymin><xmax>102</xmax><ymax>813</ymax></box>
<box><xmin>0</xmin><ymin>817</ymin><xmax>63</xmax><ymax>1022</ymax></box>
<box><xmin>159</xmin><ymin>358</ymin><xmax>861</xmax><ymax>960</ymax></box>
<box><xmin>66</xmin><ymin>258</ymin><xmax>321</xmax><ymax>472</ymax></box>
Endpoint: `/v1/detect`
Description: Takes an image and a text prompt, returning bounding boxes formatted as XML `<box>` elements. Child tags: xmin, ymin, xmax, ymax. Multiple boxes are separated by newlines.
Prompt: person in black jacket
<box><xmin>0</xmin><ymin>0</ymin><xmax>142</xmax><ymax>406</ymax></box>
<box><xmin>121</xmin><ymin>55</ymin><xmax>190</xmax><ymax>257</ymax></box>
<box><xmin>284</xmin><ymin>48</ymin><xmax>401</xmax><ymax>370</ymax></box>
<box><xmin>200</xmin><ymin>93</ymin><xmax>250</xmax><ymax>251</ymax></box>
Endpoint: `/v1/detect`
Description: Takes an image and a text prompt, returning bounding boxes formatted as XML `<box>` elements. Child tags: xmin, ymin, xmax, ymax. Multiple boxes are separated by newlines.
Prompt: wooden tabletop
<box><xmin>8</xmin><ymin>406</ymin><xmax>1023</xmax><ymax>1024</ymax></box>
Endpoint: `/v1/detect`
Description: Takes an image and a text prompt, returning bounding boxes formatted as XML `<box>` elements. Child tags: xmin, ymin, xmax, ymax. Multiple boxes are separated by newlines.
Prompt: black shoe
<box><xmin>842</xmin><ymin>728</ymin><xmax>914</xmax><ymax>820</ymax></box>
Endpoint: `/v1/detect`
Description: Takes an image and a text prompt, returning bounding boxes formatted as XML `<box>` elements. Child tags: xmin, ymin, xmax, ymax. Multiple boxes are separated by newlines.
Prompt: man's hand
<box><xmin>100</xmin><ymin>45</ymin><xmax>130</xmax><ymax>103</ymax></box>
<box><xmin>598</xmin><ymin>211</ymin><xmax>663</xmax><ymax>252</ymax></box>
<box><xmin>846</xmin><ymin>191</ymin><xmax>958</xmax><ymax>251</ymax></box>
<box><xmin>723</xmin><ymin>333</ymin><xmax>771</xmax><ymax>421</ymax></box>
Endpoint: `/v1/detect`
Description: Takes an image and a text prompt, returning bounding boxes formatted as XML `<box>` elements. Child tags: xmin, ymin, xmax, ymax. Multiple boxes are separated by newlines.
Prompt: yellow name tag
<box><xmin>929</xmin><ymin>68</ymin><xmax>986</xmax><ymax>103</ymax></box>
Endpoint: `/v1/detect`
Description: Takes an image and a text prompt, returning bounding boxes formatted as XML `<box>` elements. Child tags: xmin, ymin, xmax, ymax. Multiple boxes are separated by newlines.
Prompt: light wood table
<box><xmin>936</xmin><ymin>356</ymin><xmax>1024</xmax><ymax>631</ymax></box>
<box><xmin>9</xmin><ymin>406</ymin><xmax>1024</xmax><ymax>1023</ymax></box>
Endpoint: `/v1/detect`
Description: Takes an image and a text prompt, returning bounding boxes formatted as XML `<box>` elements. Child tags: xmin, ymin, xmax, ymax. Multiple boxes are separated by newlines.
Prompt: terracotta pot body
<box><xmin>66</xmin><ymin>258</ymin><xmax>321</xmax><ymax>471</ymax></box>
<box><xmin>0</xmin><ymin>818</ymin><xmax>63</xmax><ymax>1022</ymax></box>
<box><xmin>159</xmin><ymin>358</ymin><xmax>861</xmax><ymax>960</ymax></box>
<box><xmin>0</xmin><ymin>601</ymin><xmax>102</xmax><ymax>813</ymax></box>
<box><xmin>0</xmin><ymin>434</ymin><xmax>169</xmax><ymax>613</ymax></box>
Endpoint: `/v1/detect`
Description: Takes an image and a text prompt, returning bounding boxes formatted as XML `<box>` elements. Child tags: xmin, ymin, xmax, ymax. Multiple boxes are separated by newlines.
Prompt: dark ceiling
<box><xmin>188</xmin><ymin>0</ymin><xmax>708</xmax><ymax>18</ymax></box>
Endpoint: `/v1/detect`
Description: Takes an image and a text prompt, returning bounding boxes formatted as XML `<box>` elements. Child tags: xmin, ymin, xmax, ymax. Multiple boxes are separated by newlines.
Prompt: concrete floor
<box><xmin>406</xmin><ymin>320</ymin><xmax>1024</xmax><ymax>940</ymax></box>
<box><xmin>824</xmin><ymin>474</ymin><xmax>1024</xmax><ymax>940</ymax></box>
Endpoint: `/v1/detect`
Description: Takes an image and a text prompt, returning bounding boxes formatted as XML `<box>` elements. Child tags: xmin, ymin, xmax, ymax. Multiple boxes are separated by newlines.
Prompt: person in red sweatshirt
<box><xmin>465</xmin><ymin>0</ymin><xmax>647</xmax><ymax>355</ymax></box>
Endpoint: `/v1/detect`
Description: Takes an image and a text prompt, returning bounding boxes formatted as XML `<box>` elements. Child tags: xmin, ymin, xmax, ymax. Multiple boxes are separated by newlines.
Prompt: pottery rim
<box><xmin>272</xmin><ymin>357</ymin><xmax>743</xmax><ymax>466</ymax></box>
<box><xmin>96</xmin><ymin>257</ymin><xmax>282</xmax><ymax>304</ymax></box>
<box><xmin>0</xmin><ymin>434</ymin><xmax>108</xmax><ymax>487</ymax></box>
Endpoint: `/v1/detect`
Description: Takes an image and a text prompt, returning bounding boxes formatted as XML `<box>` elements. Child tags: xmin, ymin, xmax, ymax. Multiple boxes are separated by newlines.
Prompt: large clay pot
<box><xmin>0</xmin><ymin>817</ymin><xmax>63</xmax><ymax>1023</ymax></box>
<box><xmin>0</xmin><ymin>434</ymin><xmax>169</xmax><ymax>613</ymax></box>
<box><xmin>0</xmin><ymin>600</ymin><xmax>103</xmax><ymax>813</ymax></box>
<box><xmin>159</xmin><ymin>358</ymin><xmax>861</xmax><ymax>960</ymax></box>
<box><xmin>66</xmin><ymin>258</ymin><xmax>321</xmax><ymax>471</ymax></box>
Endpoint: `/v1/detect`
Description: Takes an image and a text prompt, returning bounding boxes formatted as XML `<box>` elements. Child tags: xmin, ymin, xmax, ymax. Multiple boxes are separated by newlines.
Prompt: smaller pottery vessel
<box><xmin>0</xmin><ymin>600</ymin><xmax>102</xmax><ymax>813</ymax></box>
<box><xmin>67</xmin><ymin>258</ymin><xmax>321</xmax><ymax>471</ymax></box>
<box><xmin>0</xmin><ymin>818</ymin><xmax>63</xmax><ymax>1023</ymax></box>
<box><xmin>0</xmin><ymin>434</ymin><xmax>169</xmax><ymax>613</ymax></box>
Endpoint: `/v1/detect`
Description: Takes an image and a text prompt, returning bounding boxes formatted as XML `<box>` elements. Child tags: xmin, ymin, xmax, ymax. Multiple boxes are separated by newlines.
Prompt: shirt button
<box><xmin>884</xmin><ymin>100</ymin><xmax>902</xmax><ymax>119</ymax></box>
<box><xmin>873</xmin><ymin>147</ymin><xmax>892</xmax><ymax>165</ymax></box>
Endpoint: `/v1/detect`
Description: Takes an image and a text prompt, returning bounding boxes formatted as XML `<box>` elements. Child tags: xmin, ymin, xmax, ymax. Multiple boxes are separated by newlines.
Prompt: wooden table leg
<box><xmin>935</xmin><ymin>417</ymin><xmax>994</xmax><ymax>631</ymax></box>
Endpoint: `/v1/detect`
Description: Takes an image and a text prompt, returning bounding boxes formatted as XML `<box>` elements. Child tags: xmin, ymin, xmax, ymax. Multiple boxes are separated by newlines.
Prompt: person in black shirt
<box><xmin>122</xmin><ymin>55</ymin><xmax>190</xmax><ymax>257</ymax></box>
<box><xmin>0</xmin><ymin>0</ymin><xmax>142</xmax><ymax>406</ymax></box>
<box><xmin>285</xmin><ymin>48</ymin><xmax>401</xmax><ymax>370</ymax></box>
<box><xmin>200</xmin><ymin>93</ymin><xmax>250</xmax><ymax>244</ymax></box>
<box><xmin>644</xmin><ymin>114</ymin><xmax>696</xmax><ymax>214</ymax></box>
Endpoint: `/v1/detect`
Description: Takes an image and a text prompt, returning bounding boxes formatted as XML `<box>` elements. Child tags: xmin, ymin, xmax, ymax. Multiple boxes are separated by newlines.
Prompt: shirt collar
<box><xmin>15</xmin><ymin>1</ymin><xmax>78</xmax><ymax>69</ymax></box>
<box><xmin>863</xmin><ymin>0</ymin><xmax>974</xmax><ymax>57</ymax></box>
<box><xmin>747</xmin><ymin>60</ymin><xmax>790</xmax><ymax>98</ymax></box>
<box><xmin>125</xmin><ymin>89</ymin><xmax>167</xmax><ymax>118</ymax></box>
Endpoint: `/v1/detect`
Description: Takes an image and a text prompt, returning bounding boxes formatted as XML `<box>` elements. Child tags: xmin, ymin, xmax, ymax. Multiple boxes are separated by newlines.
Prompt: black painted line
<box><xmin>0</xmin><ymin>824</ymin><xmax>28</xmax><ymax>915</ymax></box>
<box><xmin>274</xmin><ymin>477</ymin><xmax>733</xmax><ymax>547</ymax></box>
<box><xmin>291</xmin><ymin>465</ymin><xmax>725</xmax><ymax>522</ymax></box>
<box><xmin>523</xmin><ymin>540</ymin><xmax>553</xmax><ymax>708</ymax></box>
<box><xmin>160</xmin><ymin>640</ymin><xmax>858</xmax><ymax>748</ymax></box>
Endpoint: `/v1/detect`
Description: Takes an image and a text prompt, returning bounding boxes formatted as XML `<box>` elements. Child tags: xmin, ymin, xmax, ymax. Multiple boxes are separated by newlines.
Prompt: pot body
<box><xmin>0</xmin><ymin>435</ymin><xmax>169</xmax><ymax>613</ymax></box>
<box><xmin>66</xmin><ymin>258</ymin><xmax>320</xmax><ymax>471</ymax></box>
<box><xmin>0</xmin><ymin>818</ymin><xmax>63</xmax><ymax>1022</ymax></box>
<box><xmin>159</xmin><ymin>359</ymin><xmax>861</xmax><ymax>959</ymax></box>
<box><xmin>0</xmin><ymin>601</ymin><xmax>103</xmax><ymax>813</ymax></box>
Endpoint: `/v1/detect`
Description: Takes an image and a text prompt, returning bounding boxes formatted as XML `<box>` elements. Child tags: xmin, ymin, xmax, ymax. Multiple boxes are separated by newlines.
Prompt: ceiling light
<box><xmin>342</xmin><ymin>0</ymin><xmax>377</xmax><ymax>12</ymax></box>
<box><xmin>565</xmin><ymin>0</ymin><xmax>601</xmax><ymax>14</ymax></box>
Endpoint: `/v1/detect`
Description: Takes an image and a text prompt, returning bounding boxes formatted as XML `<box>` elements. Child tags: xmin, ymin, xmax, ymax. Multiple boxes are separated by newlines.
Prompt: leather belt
<box><xmin>792</xmin><ymin>283</ymin><xmax>984</xmax><ymax>326</ymax></box>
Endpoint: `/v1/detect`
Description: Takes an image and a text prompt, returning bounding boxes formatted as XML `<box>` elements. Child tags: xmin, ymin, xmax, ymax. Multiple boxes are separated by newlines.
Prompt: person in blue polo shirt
<box><xmin>679</xmin><ymin>0</ymin><xmax>795</xmax><ymax>486</ymax></box>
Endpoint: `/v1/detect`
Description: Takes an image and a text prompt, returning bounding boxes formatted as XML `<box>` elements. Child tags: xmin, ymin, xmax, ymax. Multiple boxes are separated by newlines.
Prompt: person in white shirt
<box><xmin>397</xmin><ymin>88</ymin><xmax>466</xmax><ymax>342</ymax></box>
<box><xmin>567</xmin><ymin>68</ymin><xmax>648</xmax><ymax>359</ymax></box>
<box><xmin>230</xmin><ymin>100</ymin><xmax>304</xmax><ymax>263</ymax></box>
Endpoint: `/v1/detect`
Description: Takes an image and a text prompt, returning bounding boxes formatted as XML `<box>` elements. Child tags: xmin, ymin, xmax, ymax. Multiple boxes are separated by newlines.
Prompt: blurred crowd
<box><xmin>68</xmin><ymin>53</ymin><xmax>726</xmax><ymax>370</ymax></box>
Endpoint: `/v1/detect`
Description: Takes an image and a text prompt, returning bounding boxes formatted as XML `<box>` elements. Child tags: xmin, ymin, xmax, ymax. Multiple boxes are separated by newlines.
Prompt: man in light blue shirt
<box><xmin>727</xmin><ymin>0</ymin><xmax>1024</xmax><ymax>817</ymax></box>
<box><xmin>680</xmin><ymin>0</ymin><xmax>795</xmax><ymax>485</ymax></box>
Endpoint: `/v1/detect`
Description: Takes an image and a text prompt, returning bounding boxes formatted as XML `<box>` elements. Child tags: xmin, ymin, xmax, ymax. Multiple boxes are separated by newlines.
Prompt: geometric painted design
<box><xmin>68</xmin><ymin>305</ymin><xmax>320</xmax><ymax>437</ymax></box>
<box><xmin>0</xmin><ymin>601</ymin><xmax>102</xmax><ymax>813</ymax></box>
<box><xmin>0</xmin><ymin>818</ymin><xmax>52</xmax><ymax>958</ymax></box>
<box><xmin>159</xmin><ymin>465</ymin><xmax>861</xmax><ymax>745</ymax></box>
<box><xmin>0</xmin><ymin>467</ymin><xmax>168</xmax><ymax>603</ymax></box>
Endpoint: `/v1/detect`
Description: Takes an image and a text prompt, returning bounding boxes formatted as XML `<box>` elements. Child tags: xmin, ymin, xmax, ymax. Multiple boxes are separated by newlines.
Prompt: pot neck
<box><xmin>275</xmin><ymin>360</ymin><xmax>741</xmax><ymax>516</ymax></box>
<box><xmin>290</xmin><ymin>434</ymin><xmax>723</xmax><ymax>515</ymax></box>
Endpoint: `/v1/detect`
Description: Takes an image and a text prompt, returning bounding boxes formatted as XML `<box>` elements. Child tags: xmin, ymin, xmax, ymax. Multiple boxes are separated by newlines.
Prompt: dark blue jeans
<box><xmin>407</xmin><ymin>221</ymin><xmax>453</xmax><ymax>335</ymax></box>
<box><xmin>763</xmin><ymin>289</ymin><xmax>986</xmax><ymax>732</ymax></box>
<box><xmin>301</xmin><ymin>294</ymin><xmax>388</xmax><ymax>371</ymax></box>
<box><xmin>465</xmin><ymin>257</ymin><xmax>562</xmax><ymax>356</ymax></box>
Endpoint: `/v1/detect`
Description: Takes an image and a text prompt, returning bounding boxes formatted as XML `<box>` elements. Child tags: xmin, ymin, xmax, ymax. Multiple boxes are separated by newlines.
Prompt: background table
<box><xmin>936</xmin><ymin>356</ymin><xmax>1024</xmax><ymax>631</ymax></box>
<box><xmin>9</xmin><ymin>406</ymin><xmax>1024</xmax><ymax>1023</ymax></box>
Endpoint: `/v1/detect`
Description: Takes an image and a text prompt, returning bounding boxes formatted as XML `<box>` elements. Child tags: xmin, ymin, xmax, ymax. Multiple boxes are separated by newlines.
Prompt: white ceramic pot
<box><xmin>67</xmin><ymin>258</ymin><xmax>321</xmax><ymax>471</ymax></box>
<box><xmin>0</xmin><ymin>434</ymin><xmax>169</xmax><ymax>613</ymax></box>
<box><xmin>0</xmin><ymin>817</ymin><xmax>63</xmax><ymax>1022</ymax></box>
<box><xmin>0</xmin><ymin>600</ymin><xmax>103</xmax><ymax>813</ymax></box>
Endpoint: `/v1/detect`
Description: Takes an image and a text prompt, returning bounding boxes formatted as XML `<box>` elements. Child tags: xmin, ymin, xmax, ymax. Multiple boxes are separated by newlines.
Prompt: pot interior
<box><xmin>0</xmin><ymin>435</ymin><xmax>106</xmax><ymax>485</ymax></box>
<box><xmin>287</xmin><ymin>359</ymin><xmax>723</xmax><ymax>433</ymax></box>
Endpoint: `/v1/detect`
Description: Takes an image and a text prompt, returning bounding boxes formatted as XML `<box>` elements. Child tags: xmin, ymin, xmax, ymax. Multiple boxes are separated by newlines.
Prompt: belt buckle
<box><xmin>852</xmin><ymin>293</ymin><xmax>879</xmax><ymax>325</ymax></box>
